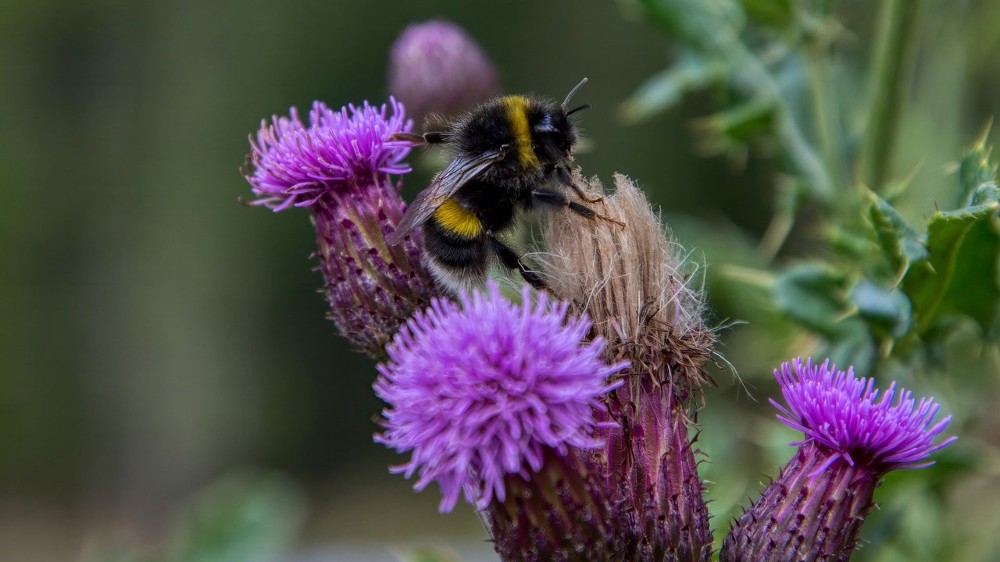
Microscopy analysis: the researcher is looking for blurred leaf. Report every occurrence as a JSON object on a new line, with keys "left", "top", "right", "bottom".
{"left": 619, "top": 55, "right": 728, "bottom": 123}
{"left": 970, "top": 182, "right": 1000, "bottom": 206}
{"left": 631, "top": 0, "right": 745, "bottom": 53}
{"left": 163, "top": 471, "right": 304, "bottom": 562}
{"left": 955, "top": 125, "right": 998, "bottom": 208}
{"left": 772, "top": 263, "right": 850, "bottom": 337}
{"left": 851, "top": 279, "right": 912, "bottom": 340}
{"left": 868, "top": 191, "right": 928, "bottom": 275}
{"left": 902, "top": 201, "right": 1000, "bottom": 337}
{"left": 400, "top": 548, "right": 462, "bottom": 562}
{"left": 739, "top": 0, "right": 794, "bottom": 29}
{"left": 826, "top": 225, "right": 877, "bottom": 261}
{"left": 698, "top": 97, "right": 777, "bottom": 144}
{"left": 817, "top": 318, "right": 875, "bottom": 374}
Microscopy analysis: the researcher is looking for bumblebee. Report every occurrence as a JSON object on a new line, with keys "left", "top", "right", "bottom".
{"left": 388, "top": 78, "right": 618, "bottom": 294}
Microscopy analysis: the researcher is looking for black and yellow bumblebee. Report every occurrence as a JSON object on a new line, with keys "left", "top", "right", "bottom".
{"left": 387, "top": 78, "right": 619, "bottom": 294}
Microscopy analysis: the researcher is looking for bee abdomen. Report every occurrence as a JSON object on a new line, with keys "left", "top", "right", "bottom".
{"left": 423, "top": 216, "right": 489, "bottom": 294}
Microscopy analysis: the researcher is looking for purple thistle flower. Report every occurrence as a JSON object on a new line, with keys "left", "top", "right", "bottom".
{"left": 771, "top": 357, "right": 957, "bottom": 475}
{"left": 244, "top": 99, "right": 441, "bottom": 357}
{"left": 721, "top": 358, "right": 957, "bottom": 562}
{"left": 374, "top": 282, "right": 627, "bottom": 514}
{"left": 388, "top": 20, "right": 499, "bottom": 123}
{"left": 247, "top": 99, "right": 413, "bottom": 211}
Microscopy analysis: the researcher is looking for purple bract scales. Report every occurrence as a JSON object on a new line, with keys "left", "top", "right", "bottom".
{"left": 374, "top": 283, "right": 628, "bottom": 512}
{"left": 771, "top": 357, "right": 957, "bottom": 475}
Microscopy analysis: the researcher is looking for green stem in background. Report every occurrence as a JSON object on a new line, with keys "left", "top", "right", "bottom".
{"left": 861, "top": 0, "right": 926, "bottom": 192}
{"left": 805, "top": 20, "right": 844, "bottom": 195}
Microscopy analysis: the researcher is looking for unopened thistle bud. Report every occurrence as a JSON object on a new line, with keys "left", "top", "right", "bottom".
{"left": 721, "top": 358, "right": 957, "bottom": 562}
{"left": 544, "top": 174, "right": 716, "bottom": 561}
{"left": 374, "top": 283, "right": 628, "bottom": 561}
{"left": 244, "top": 99, "right": 441, "bottom": 357}
{"left": 388, "top": 20, "right": 500, "bottom": 123}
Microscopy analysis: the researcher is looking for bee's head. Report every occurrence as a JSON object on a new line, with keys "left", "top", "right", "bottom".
{"left": 531, "top": 78, "right": 590, "bottom": 162}
{"left": 532, "top": 109, "right": 577, "bottom": 161}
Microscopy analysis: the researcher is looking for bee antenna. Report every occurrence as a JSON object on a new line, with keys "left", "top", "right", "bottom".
{"left": 566, "top": 103, "right": 591, "bottom": 116}
{"left": 562, "top": 77, "right": 589, "bottom": 110}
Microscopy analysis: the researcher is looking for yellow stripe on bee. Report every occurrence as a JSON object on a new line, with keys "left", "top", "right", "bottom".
{"left": 503, "top": 96, "right": 540, "bottom": 170}
{"left": 434, "top": 198, "right": 483, "bottom": 239}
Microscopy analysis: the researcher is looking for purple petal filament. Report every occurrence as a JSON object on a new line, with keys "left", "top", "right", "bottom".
{"left": 247, "top": 98, "right": 413, "bottom": 211}
{"left": 771, "top": 357, "right": 957, "bottom": 475}
{"left": 374, "top": 282, "right": 628, "bottom": 512}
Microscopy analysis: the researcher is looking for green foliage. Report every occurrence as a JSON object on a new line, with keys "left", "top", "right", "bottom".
{"left": 627, "top": 0, "right": 998, "bottom": 560}
{"left": 87, "top": 471, "right": 304, "bottom": 562}
{"left": 868, "top": 191, "right": 928, "bottom": 275}
{"left": 903, "top": 198, "right": 1000, "bottom": 337}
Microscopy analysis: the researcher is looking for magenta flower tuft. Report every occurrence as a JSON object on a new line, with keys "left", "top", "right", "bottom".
{"left": 375, "top": 282, "right": 627, "bottom": 513}
{"left": 247, "top": 99, "right": 413, "bottom": 211}
{"left": 771, "top": 357, "right": 957, "bottom": 475}
{"left": 388, "top": 20, "right": 499, "bottom": 123}
{"left": 243, "top": 98, "right": 441, "bottom": 356}
{"left": 721, "top": 357, "right": 956, "bottom": 562}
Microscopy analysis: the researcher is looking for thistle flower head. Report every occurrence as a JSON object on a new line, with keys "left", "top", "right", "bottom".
{"left": 375, "top": 283, "right": 627, "bottom": 512}
{"left": 243, "top": 98, "right": 440, "bottom": 356}
{"left": 388, "top": 19, "right": 499, "bottom": 123}
{"left": 246, "top": 99, "right": 413, "bottom": 211}
{"left": 771, "top": 357, "right": 957, "bottom": 476}
{"left": 722, "top": 358, "right": 957, "bottom": 561}
{"left": 544, "top": 173, "right": 713, "bottom": 392}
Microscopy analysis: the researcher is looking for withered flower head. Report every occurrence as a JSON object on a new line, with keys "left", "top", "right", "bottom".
{"left": 543, "top": 173, "right": 715, "bottom": 561}
{"left": 544, "top": 172, "right": 714, "bottom": 394}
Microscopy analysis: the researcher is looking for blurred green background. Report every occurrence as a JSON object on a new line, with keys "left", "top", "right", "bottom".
{"left": 2, "top": 1, "right": 998, "bottom": 561}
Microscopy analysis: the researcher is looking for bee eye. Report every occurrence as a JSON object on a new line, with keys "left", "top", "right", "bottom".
{"left": 551, "top": 130, "right": 567, "bottom": 150}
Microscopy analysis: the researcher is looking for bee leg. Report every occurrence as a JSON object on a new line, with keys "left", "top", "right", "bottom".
{"left": 389, "top": 131, "right": 449, "bottom": 144}
{"left": 487, "top": 234, "right": 548, "bottom": 291}
{"left": 532, "top": 189, "right": 626, "bottom": 230}
{"left": 556, "top": 166, "right": 604, "bottom": 204}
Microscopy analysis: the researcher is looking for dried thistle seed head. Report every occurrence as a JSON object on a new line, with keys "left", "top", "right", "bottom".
{"left": 543, "top": 173, "right": 714, "bottom": 394}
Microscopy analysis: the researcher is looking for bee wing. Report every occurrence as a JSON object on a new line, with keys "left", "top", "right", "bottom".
{"left": 388, "top": 148, "right": 504, "bottom": 245}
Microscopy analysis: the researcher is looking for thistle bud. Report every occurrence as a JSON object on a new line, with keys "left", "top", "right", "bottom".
{"left": 388, "top": 20, "right": 500, "bottom": 123}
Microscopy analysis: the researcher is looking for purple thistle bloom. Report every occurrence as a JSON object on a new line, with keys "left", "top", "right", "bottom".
{"left": 247, "top": 99, "right": 413, "bottom": 211}
{"left": 374, "top": 282, "right": 628, "bottom": 513}
{"left": 771, "top": 357, "right": 957, "bottom": 475}
{"left": 721, "top": 358, "right": 956, "bottom": 562}
{"left": 388, "top": 20, "right": 499, "bottom": 123}
{"left": 244, "top": 99, "right": 441, "bottom": 356}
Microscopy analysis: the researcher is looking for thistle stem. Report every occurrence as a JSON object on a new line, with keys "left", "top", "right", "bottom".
{"left": 861, "top": 0, "right": 926, "bottom": 191}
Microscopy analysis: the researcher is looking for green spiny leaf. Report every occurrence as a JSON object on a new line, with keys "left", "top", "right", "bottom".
{"left": 868, "top": 191, "right": 928, "bottom": 274}
{"left": 902, "top": 201, "right": 1000, "bottom": 337}
{"left": 955, "top": 124, "right": 998, "bottom": 208}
